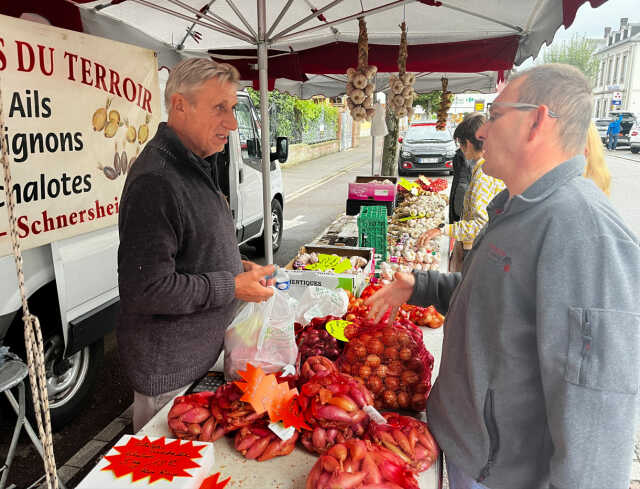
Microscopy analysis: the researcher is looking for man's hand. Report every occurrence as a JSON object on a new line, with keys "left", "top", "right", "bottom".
{"left": 242, "top": 260, "right": 274, "bottom": 286}
{"left": 364, "top": 272, "right": 416, "bottom": 324}
{"left": 235, "top": 264, "right": 275, "bottom": 302}
{"left": 417, "top": 228, "right": 442, "bottom": 249}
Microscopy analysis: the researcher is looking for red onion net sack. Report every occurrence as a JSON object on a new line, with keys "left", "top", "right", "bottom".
{"left": 167, "top": 391, "right": 218, "bottom": 441}
{"left": 337, "top": 321, "right": 434, "bottom": 411}
{"left": 296, "top": 315, "right": 343, "bottom": 367}
{"left": 300, "top": 355, "right": 338, "bottom": 385}
{"left": 208, "top": 383, "right": 266, "bottom": 436}
{"left": 298, "top": 371, "right": 373, "bottom": 455}
{"left": 234, "top": 422, "right": 298, "bottom": 461}
{"left": 366, "top": 412, "right": 439, "bottom": 472}
{"left": 305, "top": 439, "right": 419, "bottom": 489}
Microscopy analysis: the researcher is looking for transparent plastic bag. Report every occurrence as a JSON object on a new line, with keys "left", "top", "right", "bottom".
{"left": 295, "top": 286, "right": 348, "bottom": 326}
{"left": 224, "top": 289, "right": 297, "bottom": 381}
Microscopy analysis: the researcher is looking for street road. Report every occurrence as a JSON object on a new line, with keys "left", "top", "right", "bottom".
{"left": 1, "top": 143, "right": 639, "bottom": 488}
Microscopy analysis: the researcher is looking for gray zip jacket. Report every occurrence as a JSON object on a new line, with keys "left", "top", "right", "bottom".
{"left": 411, "top": 156, "right": 640, "bottom": 489}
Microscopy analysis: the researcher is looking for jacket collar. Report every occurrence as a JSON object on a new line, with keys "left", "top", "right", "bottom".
{"left": 488, "top": 155, "right": 586, "bottom": 218}
{"left": 150, "top": 122, "right": 218, "bottom": 190}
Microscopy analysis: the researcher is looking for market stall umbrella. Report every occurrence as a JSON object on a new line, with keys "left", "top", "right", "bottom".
{"left": 1, "top": 0, "right": 609, "bottom": 263}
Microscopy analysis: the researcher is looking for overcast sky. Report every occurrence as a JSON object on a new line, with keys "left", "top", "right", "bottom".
{"left": 553, "top": 0, "right": 637, "bottom": 42}
{"left": 519, "top": 0, "right": 636, "bottom": 67}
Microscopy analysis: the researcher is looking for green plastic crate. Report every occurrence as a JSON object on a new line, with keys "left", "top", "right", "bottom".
{"left": 358, "top": 205, "right": 388, "bottom": 263}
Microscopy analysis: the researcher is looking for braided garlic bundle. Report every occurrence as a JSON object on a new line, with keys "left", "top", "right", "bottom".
{"left": 346, "top": 17, "right": 377, "bottom": 122}
{"left": 436, "top": 77, "right": 452, "bottom": 130}
{"left": 389, "top": 22, "right": 416, "bottom": 118}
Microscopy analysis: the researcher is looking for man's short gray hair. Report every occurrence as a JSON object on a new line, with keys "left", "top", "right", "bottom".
{"left": 165, "top": 58, "right": 240, "bottom": 115}
{"left": 510, "top": 64, "right": 593, "bottom": 154}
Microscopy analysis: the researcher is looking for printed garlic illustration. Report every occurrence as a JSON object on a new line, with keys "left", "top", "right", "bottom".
{"left": 138, "top": 114, "right": 151, "bottom": 144}
{"left": 97, "top": 162, "right": 117, "bottom": 180}
{"left": 345, "top": 17, "right": 377, "bottom": 122}
{"left": 124, "top": 118, "right": 137, "bottom": 143}
{"left": 92, "top": 98, "right": 111, "bottom": 132}
{"left": 389, "top": 22, "right": 416, "bottom": 119}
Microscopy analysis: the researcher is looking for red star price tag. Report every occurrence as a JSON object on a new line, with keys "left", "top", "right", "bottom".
{"left": 101, "top": 436, "right": 203, "bottom": 483}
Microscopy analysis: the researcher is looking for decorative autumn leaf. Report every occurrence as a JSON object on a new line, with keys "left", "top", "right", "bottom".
{"left": 199, "top": 472, "right": 231, "bottom": 489}
{"left": 278, "top": 394, "right": 311, "bottom": 431}
{"left": 101, "top": 436, "right": 203, "bottom": 483}
{"left": 234, "top": 363, "right": 280, "bottom": 415}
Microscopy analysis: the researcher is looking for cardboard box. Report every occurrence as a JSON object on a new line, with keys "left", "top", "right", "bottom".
{"left": 75, "top": 435, "right": 215, "bottom": 489}
{"left": 285, "top": 245, "right": 374, "bottom": 299}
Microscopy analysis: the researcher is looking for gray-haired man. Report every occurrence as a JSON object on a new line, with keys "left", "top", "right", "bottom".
{"left": 366, "top": 64, "right": 640, "bottom": 489}
{"left": 118, "top": 58, "right": 275, "bottom": 431}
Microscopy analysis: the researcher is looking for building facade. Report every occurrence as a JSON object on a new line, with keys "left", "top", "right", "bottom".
{"left": 593, "top": 18, "right": 640, "bottom": 118}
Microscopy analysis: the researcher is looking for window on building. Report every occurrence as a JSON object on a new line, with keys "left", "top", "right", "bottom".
{"left": 615, "top": 33, "right": 621, "bottom": 43}
{"left": 607, "top": 58, "right": 613, "bottom": 84}
{"left": 599, "top": 60, "right": 605, "bottom": 86}
{"left": 613, "top": 56, "right": 620, "bottom": 83}
{"left": 623, "top": 29, "right": 628, "bottom": 40}
{"left": 608, "top": 36, "right": 613, "bottom": 46}
{"left": 621, "top": 54, "right": 627, "bottom": 83}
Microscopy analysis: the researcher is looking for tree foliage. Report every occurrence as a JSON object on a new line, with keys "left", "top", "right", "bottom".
{"left": 413, "top": 91, "right": 453, "bottom": 117}
{"left": 541, "top": 34, "right": 600, "bottom": 82}
{"left": 248, "top": 88, "right": 338, "bottom": 143}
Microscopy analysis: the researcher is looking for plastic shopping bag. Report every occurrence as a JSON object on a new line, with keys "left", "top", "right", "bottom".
{"left": 295, "top": 286, "right": 348, "bottom": 326}
{"left": 224, "top": 289, "right": 297, "bottom": 381}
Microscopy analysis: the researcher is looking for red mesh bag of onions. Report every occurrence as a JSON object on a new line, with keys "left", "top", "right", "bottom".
{"left": 337, "top": 321, "right": 434, "bottom": 411}
{"left": 366, "top": 412, "right": 439, "bottom": 472}
{"left": 298, "top": 371, "right": 373, "bottom": 455}
{"left": 167, "top": 391, "right": 220, "bottom": 442}
{"left": 305, "top": 439, "right": 419, "bottom": 489}
{"left": 234, "top": 421, "right": 299, "bottom": 461}
{"left": 296, "top": 315, "right": 344, "bottom": 367}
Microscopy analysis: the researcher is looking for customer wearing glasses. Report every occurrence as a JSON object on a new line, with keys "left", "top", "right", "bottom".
{"left": 417, "top": 113, "right": 505, "bottom": 272}
{"left": 365, "top": 64, "right": 640, "bottom": 489}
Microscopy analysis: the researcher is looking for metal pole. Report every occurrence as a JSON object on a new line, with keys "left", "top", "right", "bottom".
{"left": 257, "top": 0, "right": 273, "bottom": 264}
{"left": 371, "top": 135, "right": 376, "bottom": 176}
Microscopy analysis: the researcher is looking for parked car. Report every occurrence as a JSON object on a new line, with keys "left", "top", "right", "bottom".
{"left": 630, "top": 123, "right": 640, "bottom": 154}
{"left": 594, "top": 118, "right": 611, "bottom": 144}
{"left": 0, "top": 90, "right": 287, "bottom": 428}
{"left": 607, "top": 111, "right": 637, "bottom": 147}
{"left": 398, "top": 122, "right": 457, "bottom": 176}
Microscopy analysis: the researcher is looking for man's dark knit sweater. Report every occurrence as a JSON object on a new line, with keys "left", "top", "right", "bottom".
{"left": 117, "top": 123, "right": 244, "bottom": 396}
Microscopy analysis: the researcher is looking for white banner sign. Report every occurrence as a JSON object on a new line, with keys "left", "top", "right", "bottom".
{"left": 0, "top": 14, "right": 160, "bottom": 257}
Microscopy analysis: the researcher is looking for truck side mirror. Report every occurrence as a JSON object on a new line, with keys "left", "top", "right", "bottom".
{"left": 270, "top": 136, "right": 289, "bottom": 163}
{"left": 247, "top": 138, "right": 260, "bottom": 157}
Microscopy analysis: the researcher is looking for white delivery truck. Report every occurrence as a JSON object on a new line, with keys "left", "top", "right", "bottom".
{"left": 0, "top": 90, "right": 287, "bottom": 428}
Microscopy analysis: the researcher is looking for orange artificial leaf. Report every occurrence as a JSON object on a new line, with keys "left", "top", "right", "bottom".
{"left": 267, "top": 382, "right": 296, "bottom": 421}
{"left": 199, "top": 472, "right": 231, "bottom": 489}
{"left": 102, "top": 436, "right": 202, "bottom": 483}
{"left": 234, "top": 364, "right": 281, "bottom": 415}
{"left": 277, "top": 394, "right": 311, "bottom": 431}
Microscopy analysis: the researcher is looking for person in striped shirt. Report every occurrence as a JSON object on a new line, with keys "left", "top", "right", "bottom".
{"left": 417, "top": 114, "right": 505, "bottom": 270}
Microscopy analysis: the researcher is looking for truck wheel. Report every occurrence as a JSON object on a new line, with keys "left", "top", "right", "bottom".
{"left": 38, "top": 335, "right": 104, "bottom": 430}
{"left": 253, "top": 199, "right": 283, "bottom": 255}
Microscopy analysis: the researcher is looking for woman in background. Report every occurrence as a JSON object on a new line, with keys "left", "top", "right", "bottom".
{"left": 585, "top": 122, "right": 611, "bottom": 196}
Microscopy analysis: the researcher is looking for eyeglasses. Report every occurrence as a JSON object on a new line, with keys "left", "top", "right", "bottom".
{"left": 489, "top": 102, "right": 560, "bottom": 120}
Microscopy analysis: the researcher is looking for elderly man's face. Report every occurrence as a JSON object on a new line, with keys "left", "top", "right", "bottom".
{"left": 180, "top": 77, "right": 238, "bottom": 158}
{"left": 476, "top": 78, "right": 528, "bottom": 181}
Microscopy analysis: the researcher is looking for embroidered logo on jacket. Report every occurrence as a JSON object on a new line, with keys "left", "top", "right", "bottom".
{"left": 488, "top": 243, "right": 512, "bottom": 272}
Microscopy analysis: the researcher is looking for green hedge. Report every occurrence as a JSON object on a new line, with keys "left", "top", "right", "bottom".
{"left": 248, "top": 88, "right": 338, "bottom": 144}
